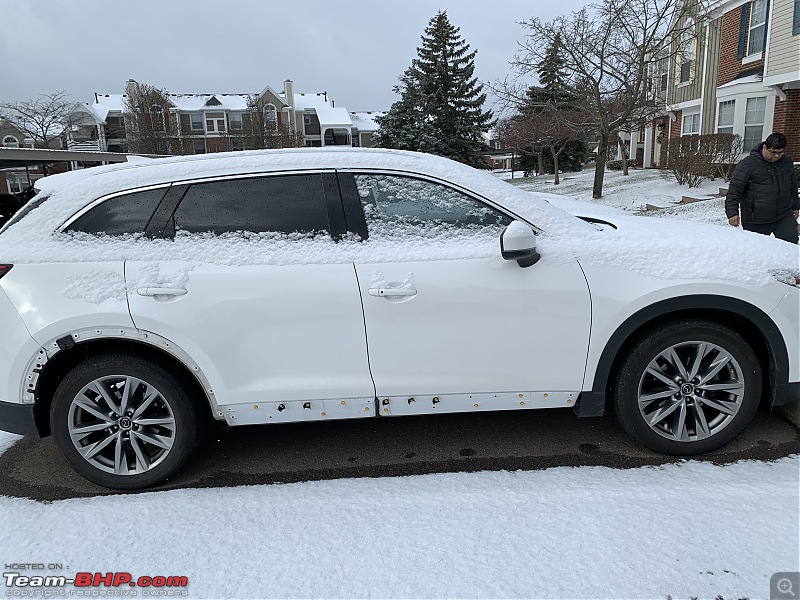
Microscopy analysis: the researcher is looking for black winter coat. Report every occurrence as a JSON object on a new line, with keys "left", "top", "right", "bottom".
{"left": 725, "top": 144, "right": 800, "bottom": 224}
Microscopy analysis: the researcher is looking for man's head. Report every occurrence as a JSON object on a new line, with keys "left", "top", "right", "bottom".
{"left": 761, "top": 132, "right": 787, "bottom": 163}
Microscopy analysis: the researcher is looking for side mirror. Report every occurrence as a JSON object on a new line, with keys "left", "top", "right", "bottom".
{"left": 500, "top": 220, "right": 540, "bottom": 268}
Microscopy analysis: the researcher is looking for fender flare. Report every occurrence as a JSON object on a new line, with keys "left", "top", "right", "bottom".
{"left": 575, "top": 295, "right": 790, "bottom": 417}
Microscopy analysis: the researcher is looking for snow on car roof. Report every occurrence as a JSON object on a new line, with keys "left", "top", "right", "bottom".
{"left": 1, "top": 148, "right": 797, "bottom": 288}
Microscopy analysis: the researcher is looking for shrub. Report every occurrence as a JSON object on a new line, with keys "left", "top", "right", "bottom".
{"left": 606, "top": 160, "right": 624, "bottom": 171}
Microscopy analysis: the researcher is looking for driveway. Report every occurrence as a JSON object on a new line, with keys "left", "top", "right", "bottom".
{"left": 1, "top": 406, "right": 797, "bottom": 502}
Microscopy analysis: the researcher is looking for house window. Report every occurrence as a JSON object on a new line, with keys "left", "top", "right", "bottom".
{"left": 743, "top": 96, "right": 766, "bottom": 149}
{"left": 150, "top": 105, "right": 165, "bottom": 132}
{"left": 717, "top": 101, "right": 735, "bottom": 134}
{"left": 205, "top": 112, "right": 225, "bottom": 133}
{"left": 264, "top": 104, "right": 277, "bottom": 130}
{"left": 351, "top": 128, "right": 361, "bottom": 147}
{"left": 747, "top": 0, "right": 767, "bottom": 55}
{"left": 681, "top": 113, "right": 700, "bottom": 135}
{"left": 193, "top": 139, "right": 206, "bottom": 154}
{"left": 659, "top": 56, "right": 669, "bottom": 91}
{"left": 189, "top": 113, "right": 204, "bottom": 131}
{"left": 2, "top": 135, "right": 18, "bottom": 148}
{"left": 678, "top": 20, "right": 695, "bottom": 84}
{"left": 229, "top": 113, "right": 243, "bottom": 131}
{"left": 793, "top": 0, "right": 799, "bottom": 35}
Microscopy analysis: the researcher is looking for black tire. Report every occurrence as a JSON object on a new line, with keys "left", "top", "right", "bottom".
{"left": 51, "top": 354, "right": 200, "bottom": 489}
{"left": 613, "top": 319, "right": 761, "bottom": 455}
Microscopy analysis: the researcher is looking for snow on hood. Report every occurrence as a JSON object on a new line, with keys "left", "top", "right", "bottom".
{"left": 2, "top": 149, "right": 798, "bottom": 288}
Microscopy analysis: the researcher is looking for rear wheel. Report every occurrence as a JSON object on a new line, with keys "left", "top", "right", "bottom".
{"left": 51, "top": 354, "right": 199, "bottom": 489}
{"left": 613, "top": 320, "right": 761, "bottom": 455}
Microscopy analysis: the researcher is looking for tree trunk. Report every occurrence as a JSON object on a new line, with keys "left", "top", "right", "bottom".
{"left": 550, "top": 145, "right": 560, "bottom": 185}
{"left": 621, "top": 144, "right": 629, "bottom": 176}
{"left": 537, "top": 150, "right": 544, "bottom": 177}
{"left": 592, "top": 137, "right": 608, "bottom": 199}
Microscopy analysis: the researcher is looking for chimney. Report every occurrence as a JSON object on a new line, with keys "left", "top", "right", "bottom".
{"left": 284, "top": 79, "right": 296, "bottom": 133}
{"left": 125, "top": 79, "right": 138, "bottom": 105}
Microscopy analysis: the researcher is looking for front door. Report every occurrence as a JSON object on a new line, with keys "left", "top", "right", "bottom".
{"left": 347, "top": 172, "right": 592, "bottom": 416}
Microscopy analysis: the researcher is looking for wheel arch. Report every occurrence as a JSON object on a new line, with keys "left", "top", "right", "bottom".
{"left": 30, "top": 334, "right": 221, "bottom": 437}
{"left": 575, "top": 295, "right": 788, "bottom": 417}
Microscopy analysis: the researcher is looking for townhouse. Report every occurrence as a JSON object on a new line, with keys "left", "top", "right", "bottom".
{"left": 628, "top": 0, "right": 800, "bottom": 167}
{"left": 66, "top": 79, "right": 385, "bottom": 156}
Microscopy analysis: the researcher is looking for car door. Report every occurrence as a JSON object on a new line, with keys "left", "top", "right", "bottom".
{"left": 342, "top": 172, "right": 592, "bottom": 416}
{"left": 125, "top": 172, "right": 375, "bottom": 423}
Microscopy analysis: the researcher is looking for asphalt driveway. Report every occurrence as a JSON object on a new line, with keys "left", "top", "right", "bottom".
{"left": 1, "top": 405, "right": 797, "bottom": 502}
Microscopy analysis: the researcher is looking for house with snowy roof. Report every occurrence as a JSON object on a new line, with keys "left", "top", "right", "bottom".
{"left": 67, "top": 79, "right": 384, "bottom": 156}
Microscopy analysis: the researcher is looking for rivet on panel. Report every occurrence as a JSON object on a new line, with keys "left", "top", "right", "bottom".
{"left": 518, "top": 394, "right": 523, "bottom": 398}
{"left": 253, "top": 405, "right": 259, "bottom": 409}
{"left": 543, "top": 393, "right": 549, "bottom": 397}
{"left": 321, "top": 412, "right": 326, "bottom": 416}
{"left": 520, "top": 402, "right": 525, "bottom": 406}
{"left": 303, "top": 402, "right": 311, "bottom": 409}
{"left": 364, "top": 407, "right": 370, "bottom": 411}
{"left": 473, "top": 404, "right": 479, "bottom": 408}
{"left": 383, "top": 408, "right": 389, "bottom": 413}
{"left": 567, "top": 399, "right": 573, "bottom": 404}
{"left": 341, "top": 401, "right": 346, "bottom": 405}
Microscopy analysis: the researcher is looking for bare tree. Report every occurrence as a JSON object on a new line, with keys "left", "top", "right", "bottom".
{"left": 123, "top": 82, "right": 173, "bottom": 155}
{"left": 502, "top": 0, "right": 704, "bottom": 198}
{"left": 241, "top": 96, "right": 304, "bottom": 150}
{"left": 0, "top": 90, "right": 77, "bottom": 149}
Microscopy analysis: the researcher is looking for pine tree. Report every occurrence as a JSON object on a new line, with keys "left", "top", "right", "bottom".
{"left": 374, "top": 11, "right": 493, "bottom": 169}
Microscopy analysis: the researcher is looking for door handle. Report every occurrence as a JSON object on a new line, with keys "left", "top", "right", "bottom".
{"left": 136, "top": 287, "right": 188, "bottom": 297}
{"left": 368, "top": 288, "right": 417, "bottom": 298}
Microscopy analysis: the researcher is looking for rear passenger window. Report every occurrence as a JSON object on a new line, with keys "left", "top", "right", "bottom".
{"left": 173, "top": 175, "right": 329, "bottom": 235}
{"left": 66, "top": 188, "right": 167, "bottom": 235}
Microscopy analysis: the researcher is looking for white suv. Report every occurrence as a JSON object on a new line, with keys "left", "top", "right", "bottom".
{"left": 0, "top": 148, "right": 797, "bottom": 489}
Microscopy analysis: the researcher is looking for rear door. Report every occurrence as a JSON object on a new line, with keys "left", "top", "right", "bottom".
{"left": 125, "top": 172, "right": 375, "bottom": 421}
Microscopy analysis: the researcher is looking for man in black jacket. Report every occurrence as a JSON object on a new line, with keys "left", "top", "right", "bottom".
{"left": 725, "top": 132, "right": 799, "bottom": 244}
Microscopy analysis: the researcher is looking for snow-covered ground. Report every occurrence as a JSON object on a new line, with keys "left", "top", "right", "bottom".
{"left": 1, "top": 168, "right": 798, "bottom": 599}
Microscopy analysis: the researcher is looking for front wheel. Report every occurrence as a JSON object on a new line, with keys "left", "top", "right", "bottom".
{"left": 51, "top": 354, "right": 199, "bottom": 489}
{"left": 613, "top": 320, "right": 761, "bottom": 455}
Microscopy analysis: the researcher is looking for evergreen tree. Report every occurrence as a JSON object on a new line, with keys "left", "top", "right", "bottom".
{"left": 374, "top": 11, "right": 493, "bottom": 169}
{"left": 517, "top": 35, "right": 587, "bottom": 176}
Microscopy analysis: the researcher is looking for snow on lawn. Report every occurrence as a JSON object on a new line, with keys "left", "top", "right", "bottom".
{"left": 0, "top": 431, "right": 797, "bottom": 599}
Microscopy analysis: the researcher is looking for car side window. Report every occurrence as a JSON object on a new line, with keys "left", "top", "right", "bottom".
{"left": 172, "top": 174, "right": 329, "bottom": 235}
{"left": 65, "top": 188, "right": 167, "bottom": 236}
{"left": 354, "top": 174, "right": 511, "bottom": 235}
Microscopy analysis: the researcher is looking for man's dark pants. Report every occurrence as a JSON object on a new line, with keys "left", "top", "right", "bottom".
{"left": 742, "top": 213, "right": 799, "bottom": 244}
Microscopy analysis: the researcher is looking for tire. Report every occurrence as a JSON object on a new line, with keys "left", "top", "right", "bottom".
{"left": 613, "top": 319, "right": 761, "bottom": 455}
{"left": 51, "top": 354, "right": 200, "bottom": 489}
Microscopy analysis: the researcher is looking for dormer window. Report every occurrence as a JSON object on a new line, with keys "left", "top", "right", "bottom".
{"left": 2, "top": 135, "right": 18, "bottom": 148}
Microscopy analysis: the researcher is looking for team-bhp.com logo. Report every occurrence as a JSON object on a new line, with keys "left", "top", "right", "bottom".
{"left": 4, "top": 570, "right": 188, "bottom": 597}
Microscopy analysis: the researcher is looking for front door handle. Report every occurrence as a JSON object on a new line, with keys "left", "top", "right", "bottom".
{"left": 136, "top": 287, "right": 188, "bottom": 297}
{"left": 368, "top": 288, "right": 417, "bottom": 298}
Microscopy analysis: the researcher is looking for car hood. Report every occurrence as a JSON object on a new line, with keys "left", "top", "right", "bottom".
{"left": 534, "top": 199, "right": 799, "bottom": 287}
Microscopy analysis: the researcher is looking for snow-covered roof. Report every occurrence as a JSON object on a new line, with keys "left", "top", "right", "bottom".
{"left": 168, "top": 94, "right": 252, "bottom": 112}
{"left": 349, "top": 112, "right": 386, "bottom": 132}
{"left": 286, "top": 93, "right": 353, "bottom": 128}
{"left": 92, "top": 94, "right": 126, "bottom": 120}
{"left": 717, "top": 74, "right": 763, "bottom": 89}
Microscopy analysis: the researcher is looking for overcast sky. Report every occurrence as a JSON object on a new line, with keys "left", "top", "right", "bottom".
{"left": 0, "top": 0, "right": 587, "bottom": 114}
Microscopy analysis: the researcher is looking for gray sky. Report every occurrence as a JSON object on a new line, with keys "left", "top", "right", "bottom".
{"left": 0, "top": 0, "right": 585, "bottom": 113}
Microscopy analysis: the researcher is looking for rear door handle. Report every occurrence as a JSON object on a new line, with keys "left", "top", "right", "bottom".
{"left": 368, "top": 288, "right": 417, "bottom": 298}
{"left": 136, "top": 287, "right": 188, "bottom": 297}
